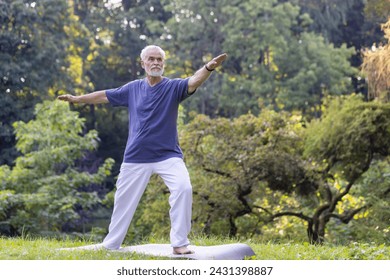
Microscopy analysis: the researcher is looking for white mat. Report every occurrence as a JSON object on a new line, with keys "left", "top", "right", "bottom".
{"left": 60, "top": 243, "right": 255, "bottom": 260}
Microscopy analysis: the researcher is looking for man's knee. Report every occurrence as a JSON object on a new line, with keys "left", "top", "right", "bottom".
{"left": 172, "top": 178, "right": 192, "bottom": 197}
{"left": 179, "top": 180, "right": 192, "bottom": 194}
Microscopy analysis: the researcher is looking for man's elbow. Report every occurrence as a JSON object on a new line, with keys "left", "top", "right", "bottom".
{"left": 188, "top": 84, "right": 198, "bottom": 94}
{"left": 98, "top": 91, "right": 109, "bottom": 104}
{"left": 188, "top": 78, "right": 203, "bottom": 93}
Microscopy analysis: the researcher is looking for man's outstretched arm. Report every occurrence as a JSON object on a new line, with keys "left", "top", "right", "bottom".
{"left": 57, "top": 90, "right": 109, "bottom": 104}
{"left": 188, "top": 53, "right": 227, "bottom": 94}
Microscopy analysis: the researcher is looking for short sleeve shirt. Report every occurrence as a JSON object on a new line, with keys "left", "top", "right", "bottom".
{"left": 105, "top": 77, "right": 191, "bottom": 163}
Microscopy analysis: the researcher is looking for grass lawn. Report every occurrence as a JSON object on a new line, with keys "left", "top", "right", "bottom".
{"left": 0, "top": 236, "right": 389, "bottom": 260}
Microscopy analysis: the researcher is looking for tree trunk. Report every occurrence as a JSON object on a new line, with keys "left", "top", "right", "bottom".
{"left": 228, "top": 216, "right": 237, "bottom": 237}
{"left": 307, "top": 219, "right": 325, "bottom": 245}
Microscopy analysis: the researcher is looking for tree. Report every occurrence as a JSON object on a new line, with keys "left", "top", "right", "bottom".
{"left": 296, "top": 0, "right": 365, "bottom": 46}
{"left": 294, "top": 0, "right": 388, "bottom": 97}
{"left": 0, "top": 101, "right": 114, "bottom": 235}
{"left": 0, "top": 0, "right": 72, "bottom": 165}
{"left": 179, "top": 107, "right": 318, "bottom": 238}
{"left": 363, "top": 0, "right": 390, "bottom": 46}
{"left": 299, "top": 95, "right": 390, "bottom": 243}
{"left": 154, "top": 0, "right": 356, "bottom": 117}
{"left": 222, "top": 0, "right": 357, "bottom": 114}
{"left": 175, "top": 94, "right": 390, "bottom": 244}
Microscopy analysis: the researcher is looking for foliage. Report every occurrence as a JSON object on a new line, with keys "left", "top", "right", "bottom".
{"left": 155, "top": 0, "right": 356, "bottom": 116}
{"left": 297, "top": 0, "right": 364, "bottom": 46}
{"left": 0, "top": 0, "right": 73, "bottom": 165}
{"left": 303, "top": 94, "right": 390, "bottom": 243}
{"left": 356, "top": 160, "right": 390, "bottom": 242}
{"left": 304, "top": 95, "right": 390, "bottom": 179}
{"left": 223, "top": 0, "right": 356, "bottom": 113}
{"left": 364, "top": 0, "right": 390, "bottom": 27}
{"left": 0, "top": 101, "right": 114, "bottom": 235}
{"left": 326, "top": 160, "right": 390, "bottom": 244}
{"left": 357, "top": 0, "right": 389, "bottom": 97}
{"left": 178, "top": 107, "right": 318, "bottom": 239}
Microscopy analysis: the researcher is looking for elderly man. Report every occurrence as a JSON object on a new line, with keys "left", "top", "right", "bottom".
{"left": 58, "top": 45, "right": 227, "bottom": 255}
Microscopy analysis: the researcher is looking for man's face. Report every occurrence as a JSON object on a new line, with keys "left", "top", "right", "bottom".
{"left": 142, "top": 48, "right": 165, "bottom": 77}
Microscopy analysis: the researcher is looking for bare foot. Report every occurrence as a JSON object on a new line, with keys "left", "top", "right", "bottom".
{"left": 173, "top": 246, "right": 194, "bottom": 255}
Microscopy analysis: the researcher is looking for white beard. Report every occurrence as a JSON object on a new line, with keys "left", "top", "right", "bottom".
{"left": 148, "top": 68, "right": 164, "bottom": 77}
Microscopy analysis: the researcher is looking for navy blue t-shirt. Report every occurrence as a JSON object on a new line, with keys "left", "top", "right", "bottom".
{"left": 106, "top": 77, "right": 191, "bottom": 163}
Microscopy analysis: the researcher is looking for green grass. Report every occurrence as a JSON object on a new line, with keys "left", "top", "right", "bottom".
{"left": 0, "top": 236, "right": 389, "bottom": 260}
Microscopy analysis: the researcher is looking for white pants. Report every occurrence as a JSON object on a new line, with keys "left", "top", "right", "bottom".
{"left": 102, "top": 157, "right": 192, "bottom": 249}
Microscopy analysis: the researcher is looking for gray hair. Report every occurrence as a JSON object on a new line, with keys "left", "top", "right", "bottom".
{"left": 140, "top": 45, "right": 166, "bottom": 61}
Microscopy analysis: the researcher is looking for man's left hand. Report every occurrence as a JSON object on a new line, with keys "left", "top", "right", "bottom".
{"left": 206, "top": 53, "right": 228, "bottom": 70}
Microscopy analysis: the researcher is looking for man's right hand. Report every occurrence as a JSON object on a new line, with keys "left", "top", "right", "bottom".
{"left": 57, "top": 94, "right": 78, "bottom": 103}
{"left": 57, "top": 91, "right": 109, "bottom": 104}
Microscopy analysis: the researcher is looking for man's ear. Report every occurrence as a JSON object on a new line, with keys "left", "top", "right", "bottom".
{"left": 140, "top": 60, "right": 145, "bottom": 69}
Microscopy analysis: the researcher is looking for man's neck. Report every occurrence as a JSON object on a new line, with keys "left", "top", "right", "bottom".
{"left": 146, "top": 75, "right": 163, "bottom": 87}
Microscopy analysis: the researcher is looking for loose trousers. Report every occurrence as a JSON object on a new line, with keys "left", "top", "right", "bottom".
{"left": 102, "top": 157, "right": 193, "bottom": 250}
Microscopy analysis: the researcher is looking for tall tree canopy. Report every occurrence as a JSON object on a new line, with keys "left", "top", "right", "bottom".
{"left": 0, "top": 0, "right": 72, "bottom": 165}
